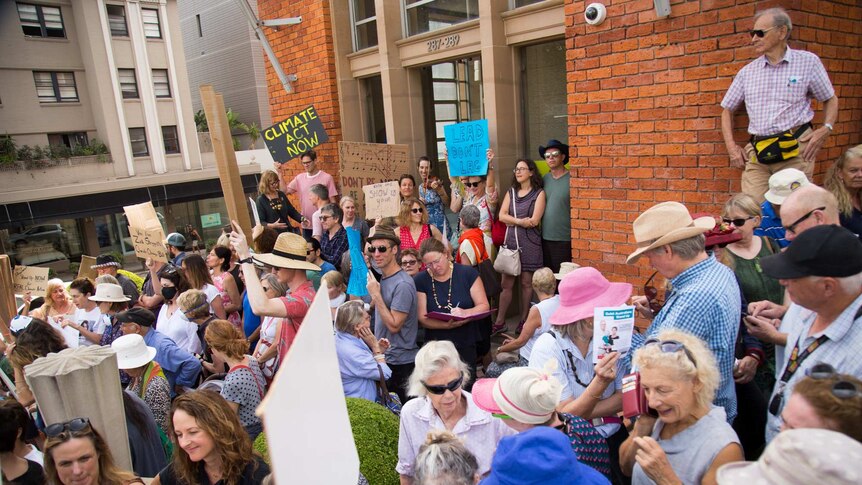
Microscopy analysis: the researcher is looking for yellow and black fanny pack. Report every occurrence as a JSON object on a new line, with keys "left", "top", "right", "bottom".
{"left": 750, "top": 123, "right": 811, "bottom": 165}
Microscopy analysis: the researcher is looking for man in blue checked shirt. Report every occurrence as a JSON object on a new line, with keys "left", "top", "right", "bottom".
{"left": 627, "top": 202, "right": 741, "bottom": 422}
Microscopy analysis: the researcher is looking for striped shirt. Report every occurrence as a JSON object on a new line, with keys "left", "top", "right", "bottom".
{"left": 721, "top": 47, "right": 835, "bottom": 136}
{"left": 754, "top": 201, "right": 789, "bottom": 248}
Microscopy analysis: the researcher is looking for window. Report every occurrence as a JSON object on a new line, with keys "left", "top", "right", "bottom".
{"left": 129, "top": 128, "right": 148, "bottom": 156}
{"left": 522, "top": 40, "right": 566, "bottom": 159}
{"left": 142, "top": 8, "right": 161, "bottom": 38}
{"left": 118, "top": 69, "right": 138, "bottom": 99}
{"left": 106, "top": 5, "right": 128, "bottom": 36}
{"left": 511, "top": 0, "right": 546, "bottom": 8}
{"left": 152, "top": 70, "right": 171, "bottom": 98}
{"left": 33, "top": 71, "right": 78, "bottom": 102}
{"left": 403, "top": 0, "right": 478, "bottom": 36}
{"left": 362, "top": 76, "right": 386, "bottom": 143}
{"left": 162, "top": 126, "right": 180, "bottom": 154}
{"left": 195, "top": 14, "right": 202, "bottom": 37}
{"left": 350, "top": 0, "right": 377, "bottom": 51}
{"left": 48, "top": 132, "right": 88, "bottom": 149}
{"left": 16, "top": 3, "right": 65, "bottom": 38}
{"left": 421, "top": 58, "right": 483, "bottom": 157}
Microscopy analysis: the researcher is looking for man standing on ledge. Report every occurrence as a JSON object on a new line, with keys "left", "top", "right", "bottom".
{"left": 720, "top": 7, "right": 838, "bottom": 203}
{"left": 539, "top": 139, "right": 572, "bottom": 274}
{"left": 283, "top": 149, "right": 339, "bottom": 240}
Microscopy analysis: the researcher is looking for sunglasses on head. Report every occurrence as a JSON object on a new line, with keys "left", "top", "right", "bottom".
{"left": 464, "top": 181, "right": 481, "bottom": 188}
{"left": 643, "top": 271, "right": 664, "bottom": 315}
{"left": 806, "top": 363, "right": 862, "bottom": 399}
{"left": 722, "top": 216, "right": 754, "bottom": 227}
{"left": 422, "top": 375, "right": 464, "bottom": 395}
{"left": 45, "top": 417, "right": 91, "bottom": 438}
{"left": 644, "top": 338, "right": 698, "bottom": 368}
{"left": 750, "top": 26, "right": 778, "bottom": 38}
{"left": 367, "top": 245, "right": 389, "bottom": 254}
{"left": 411, "top": 207, "right": 424, "bottom": 214}
{"left": 784, "top": 207, "right": 825, "bottom": 234}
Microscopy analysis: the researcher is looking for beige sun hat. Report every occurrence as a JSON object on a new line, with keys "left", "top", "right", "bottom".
{"left": 626, "top": 201, "right": 715, "bottom": 264}
{"left": 763, "top": 168, "right": 810, "bottom": 205}
{"left": 554, "top": 262, "right": 580, "bottom": 280}
{"left": 88, "top": 283, "right": 131, "bottom": 302}
{"left": 253, "top": 232, "right": 321, "bottom": 271}
{"left": 111, "top": 334, "right": 157, "bottom": 370}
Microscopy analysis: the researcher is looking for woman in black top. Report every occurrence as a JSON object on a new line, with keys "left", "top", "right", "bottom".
{"left": 256, "top": 170, "right": 302, "bottom": 234}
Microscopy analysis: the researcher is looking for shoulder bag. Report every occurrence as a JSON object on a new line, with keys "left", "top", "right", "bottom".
{"left": 494, "top": 189, "right": 522, "bottom": 276}
{"left": 375, "top": 363, "right": 402, "bottom": 416}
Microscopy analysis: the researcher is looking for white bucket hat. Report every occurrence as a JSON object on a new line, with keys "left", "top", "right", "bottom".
{"left": 111, "top": 334, "right": 157, "bottom": 369}
{"left": 764, "top": 168, "right": 810, "bottom": 205}
{"left": 88, "top": 283, "right": 131, "bottom": 302}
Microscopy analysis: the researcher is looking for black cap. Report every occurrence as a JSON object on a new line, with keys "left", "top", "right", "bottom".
{"left": 760, "top": 225, "right": 862, "bottom": 279}
{"left": 115, "top": 307, "right": 156, "bottom": 327}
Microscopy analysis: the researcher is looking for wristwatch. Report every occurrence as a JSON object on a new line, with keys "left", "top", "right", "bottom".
{"left": 238, "top": 256, "right": 254, "bottom": 265}
{"left": 824, "top": 123, "right": 834, "bottom": 132}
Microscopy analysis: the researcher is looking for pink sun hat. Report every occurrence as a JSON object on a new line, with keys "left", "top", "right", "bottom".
{"left": 549, "top": 267, "right": 632, "bottom": 325}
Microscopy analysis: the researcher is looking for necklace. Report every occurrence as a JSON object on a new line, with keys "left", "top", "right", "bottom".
{"left": 431, "top": 267, "right": 454, "bottom": 311}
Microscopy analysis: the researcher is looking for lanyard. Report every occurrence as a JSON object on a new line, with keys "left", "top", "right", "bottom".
{"left": 778, "top": 334, "right": 829, "bottom": 385}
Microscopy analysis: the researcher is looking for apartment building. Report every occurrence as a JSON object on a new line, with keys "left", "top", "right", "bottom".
{"left": 0, "top": 0, "right": 262, "bottom": 268}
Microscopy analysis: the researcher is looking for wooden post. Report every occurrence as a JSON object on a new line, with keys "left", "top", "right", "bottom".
{"left": 200, "top": 85, "right": 253, "bottom": 237}
{"left": 0, "top": 255, "right": 15, "bottom": 341}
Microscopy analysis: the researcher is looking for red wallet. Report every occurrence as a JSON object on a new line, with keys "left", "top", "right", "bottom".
{"left": 622, "top": 372, "right": 658, "bottom": 419}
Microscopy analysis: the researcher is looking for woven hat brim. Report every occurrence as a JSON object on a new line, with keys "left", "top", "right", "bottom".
{"left": 626, "top": 216, "right": 715, "bottom": 264}
{"left": 253, "top": 253, "right": 321, "bottom": 271}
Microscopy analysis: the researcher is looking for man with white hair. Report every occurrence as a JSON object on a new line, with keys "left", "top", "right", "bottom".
{"left": 779, "top": 184, "right": 841, "bottom": 243}
{"left": 759, "top": 225, "right": 862, "bottom": 441}
{"left": 721, "top": 7, "right": 838, "bottom": 202}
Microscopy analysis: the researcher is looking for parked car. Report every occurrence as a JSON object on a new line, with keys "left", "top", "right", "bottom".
{"left": 9, "top": 224, "right": 67, "bottom": 247}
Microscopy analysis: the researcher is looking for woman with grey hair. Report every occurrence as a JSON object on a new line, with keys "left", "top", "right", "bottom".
{"left": 397, "top": 341, "right": 513, "bottom": 483}
{"left": 619, "top": 329, "right": 743, "bottom": 485}
{"left": 320, "top": 203, "right": 349, "bottom": 267}
{"left": 413, "top": 430, "right": 479, "bottom": 485}
{"left": 334, "top": 300, "right": 391, "bottom": 402}
{"left": 456, "top": 205, "right": 486, "bottom": 266}
{"left": 251, "top": 273, "right": 289, "bottom": 383}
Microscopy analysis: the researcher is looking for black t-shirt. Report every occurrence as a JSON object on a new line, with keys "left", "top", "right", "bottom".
{"left": 158, "top": 456, "right": 270, "bottom": 485}
{"left": 414, "top": 263, "right": 482, "bottom": 347}
{"left": 5, "top": 459, "right": 45, "bottom": 485}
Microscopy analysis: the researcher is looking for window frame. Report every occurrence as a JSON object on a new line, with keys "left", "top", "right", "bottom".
{"left": 162, "top": 126, "right": 180, "bottom": 154}
{"left": 402, "top": 0, "right": 479, "bottom": 37}
{"left": 118, "top": 69, "right": 139, "bottom": 99}
{"left": 152, "top": 69, "right": 171, "bottom": 98}
{"left": 106, "top": 4, "right": 128, "bottom": 37}
{"left": 141, "top": 8, "right": 161, "bottom": 39}
{"left": 16, "top": 2, "right": 66, "bottom": 39}
{"left": 128, "top": 127, "right": 149, "bottom": 157}
{"left": 349, "top": 0, "right": 378, "bottom": 51}
{"left": 33, "top": 71, "right": 78, "bottom": 103}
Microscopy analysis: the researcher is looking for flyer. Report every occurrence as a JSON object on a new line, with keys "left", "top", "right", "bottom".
{"left": 592, "top": 305, "right": 635, "bottom": 363}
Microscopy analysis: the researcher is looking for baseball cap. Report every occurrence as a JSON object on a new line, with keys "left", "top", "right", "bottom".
{"left": 115, "top": 307, "right": 157, "bottom": 327}
{"left": 760, "top": 225, "right": 862, "bottom": 279}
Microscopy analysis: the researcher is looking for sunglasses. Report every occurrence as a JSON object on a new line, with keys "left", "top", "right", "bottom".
{"left": 422, "top": 375, "right": 464, "bottom": 395}
{"left": 544, "top": 151, "right": 562, "bottom": 159}
{"left": 806, "top": 363, "right": 862, "bottom": 399}
{"left": 367, "top": 245, "right": 390, "bottom": 254}
{"left": 784, "top": 207, "right": 825, "bottom": 234}
{"left": 644, "top": 338, "right": 698, "bottom": 368}
{"left": 46, "top": 417, "right": 91, "bottom": 438}
{"left": 644, "top": 271, "right": 664, "bottom": 315}
{"left": 722, "top": 216, "right": 754, "bottom": 227}
{"left": 401, "top": 259, "right": 418, "bottom": 266}
{"left": 464, "top": 181, "right": 481, "bottom": 188}
{"left": 411, "top": 208, "right": 424, "bottom": 214}
{"left": 319, "top": 215, "right": 332, "bottom": 221}
{"left": 750, "top": 26, "right": 778, "bottom": 38}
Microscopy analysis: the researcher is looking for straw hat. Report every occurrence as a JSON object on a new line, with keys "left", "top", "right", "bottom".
{"left": 626, "top": 201, "right": 715, "bottom": 264}
{"left": 253, "top": 232, "right": 321, "bottom": 271}
{"left": 88, "top": 283, "right": 131, "bottom": 302}
{"left": 550, "top": 267, "right": 631, "bottom": 325}
{"left": 111, "top": 334, "right": 157, "bottom": 370}
{"left": 554, "top": 262, "right": 580, "bottom": 280}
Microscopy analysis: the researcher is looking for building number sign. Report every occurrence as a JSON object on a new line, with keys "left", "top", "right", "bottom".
{"left": 427, "top": 34, "right": 460, "bottom": 52}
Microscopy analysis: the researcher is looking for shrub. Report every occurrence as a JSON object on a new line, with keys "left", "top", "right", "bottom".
{"left": 118, "top": 269, "right": 144, "bottom": 292}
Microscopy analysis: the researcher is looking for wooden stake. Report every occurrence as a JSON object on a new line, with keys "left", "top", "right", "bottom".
{"left": 0, "top": 255, "right": 15, "bottom": 341}
{"left": 200, "top": 85, "right": 253, "bottom": 238}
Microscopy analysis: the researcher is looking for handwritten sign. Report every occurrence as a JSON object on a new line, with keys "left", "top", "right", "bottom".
{"left": 362, "top": 181, "right": 400, "bottom": 220}
{"left": 264, "top": 105, "right": 328, "bottom": 163}
{"left": 129, "top": 227, "right": 168, "bottom": 263}
{"left": 77, "top": 255, "right": 98, "bottom": 281}
{"left": 444, "top": 119, "right": 489, "bottom": 177}
{"left": 13, "top": 265, "right": 50, "bottom": 294}
{"left": 338, "top": 141, "right": 409, "bottom": 219}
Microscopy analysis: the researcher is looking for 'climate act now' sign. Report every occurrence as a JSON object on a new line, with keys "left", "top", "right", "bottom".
{"left": 264, "top": 105, "right": 329, "bottom": 163}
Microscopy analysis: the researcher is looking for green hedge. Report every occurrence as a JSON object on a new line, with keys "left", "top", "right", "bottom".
{"left": 252, "top": 397, "right": 400, "bottom": 484}
{"left": 118, "top": 269, "right": 144, "bottom": 292}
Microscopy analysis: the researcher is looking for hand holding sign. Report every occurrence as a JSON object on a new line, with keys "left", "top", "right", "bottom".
{"left": 362, "top": 181, "right": 400, "bottom": 220}
{"left": 263, "top": 106, "right": 328, "bottom": 163}
{"left": 13, "top": 266, "right": 50, "bottom": 295}
{"left": 444, "top": 119, "right": 490, "bottom": 177}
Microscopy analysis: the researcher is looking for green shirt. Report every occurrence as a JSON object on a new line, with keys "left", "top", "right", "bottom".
{"left": 541, "top": 171, "right": 571, "bottom": 241}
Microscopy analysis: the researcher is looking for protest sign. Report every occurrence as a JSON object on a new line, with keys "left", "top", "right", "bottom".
{"left": 0, "top": 255, "right": 17, "bottom": 334}
{"left": 123, "top": 201, "right": 163, "bottom": 232}
{"left": 248, "top": 197, "right": 261, "bottom": 226}
{"left": 592, "top": 306, "right": 635, "bottom": 363}
{"left": 129, "top": 226, "right": 168, "bottom": 262}
{"left": 338, "top": 141, "right": 409, "bottom": 217}
{"left": 444, "top": 119, "right": 489, "bottom": 177}
{"left": 77, "top": 255, "right": 98, "bottom": 281}
{"left": 264, "top": 105, "right": 328, "bottom": 163}
{"left": 362, "top": 181, "right": 400, "bottom": 220}
{"left": 13, "top": 265, "right": 50, "bottom": 294}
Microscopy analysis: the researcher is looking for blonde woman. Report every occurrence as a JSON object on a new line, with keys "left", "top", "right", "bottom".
{"left": 23, "top": 278, "right": 74, "bottom": 321}
{"left": 251, "top": 273, "right": 288, "bottom": 383}
{"left": 824, "top": 144, "right": 862, "bottom": 235}
{"left": 322, "top": 271, "right": 347, "bottom": 320}
{"left": 340, "top": 195, "right": 369, "bottom": 241}
{"left": 256, "top": 169, "right": 302, "bottom": 233}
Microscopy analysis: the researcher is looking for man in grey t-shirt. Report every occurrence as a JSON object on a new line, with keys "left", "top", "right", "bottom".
{"left": 539, "top": 139, "right": 572, "bottom": 274}
{"left": 367, "top": 226, "right": 418, "bottom": 402}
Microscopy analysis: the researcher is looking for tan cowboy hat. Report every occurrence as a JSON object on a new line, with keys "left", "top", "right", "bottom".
{"left": 626, "top": 201, "right": 715, "bottom": 264}
{"left": 253, "top": 232, "right": 321, "bottom": 271}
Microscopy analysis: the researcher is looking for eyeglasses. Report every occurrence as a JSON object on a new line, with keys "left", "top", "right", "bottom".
{"left": 301, "top": 160, "right": 314, "bottom": 165}
{"left": 644, "top": 338, "right": 698, "bottom": 368}
{"left": 319, "top": 215, "right": 331, "bottom": 221}
{"left": 411, "top": 207, "right": 424, "bottom": 214}
{"left": 513, "top": 167, "right": 529, "bottom": 173}
{"left": 46, "top": 417, "right": 91, "bottom": 438}
{"left": 464, "top": 181, "right": 481, "bottom": 188}
{"left": 722, "top": 216, "right": 754, "bottom": 227}
{"left": 426, "top": 253, "right": 447, "bottom": 268}
{"left": 784, "top": 207, "right": 825, "bottom": 234}
{"left": 544, "top": 151, "right": 562, "bottom": 159}
{"left": 805, "top": 363, "right": 862, "bottom": 399}
{"left": 401, "top": 259, "right": 418, "bottom": 266}
{"left": 644, "top": 271, "right": 664, "bottom": 315}
{"left": 367, "top": 245, "right": 390, "bottom": 254}
{"left": 422, "top": 375, "right": 464, "bottom": 395}
{"left": 750, "top": 26, "right": 778, "bottom": 38}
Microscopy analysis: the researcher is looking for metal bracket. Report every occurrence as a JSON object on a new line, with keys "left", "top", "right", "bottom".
{"left": 260, "top": 17, "right": 302, "bottom": 27}
{"left": 235, "top": 0, "right": 301, "bottom": 94}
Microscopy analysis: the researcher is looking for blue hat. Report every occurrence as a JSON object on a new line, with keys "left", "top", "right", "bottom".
{"left": 480, "top": 427, "right": 609, "bottom": 485}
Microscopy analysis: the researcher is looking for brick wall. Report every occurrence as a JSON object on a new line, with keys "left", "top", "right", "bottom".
{"left": 258, "top": 0, "right": 341, "bottom": 204}
{"left": 565, "top": 0, "right": 862, "bottom": 284}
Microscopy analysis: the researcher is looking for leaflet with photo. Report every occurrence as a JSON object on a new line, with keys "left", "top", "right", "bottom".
{"left": 592, "top": 305, "right": 635, "bottom": 363}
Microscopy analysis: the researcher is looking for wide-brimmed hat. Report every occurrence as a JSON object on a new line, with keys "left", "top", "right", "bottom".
{"left": 761, "top": 225, "right": 862, "bottom": 279}
{"left": 115, "top": 307, "right": 156, "bottom": 327}
{"left": 550, "top": 267, "right": 632, "bottom": 325}
{"left": 253, "top": 232, "right": 320, "bottom": 271}
{"left": 91, "top": 254, "right": 121, "bottom": 269}
{"left": 691, "top": 213, "right": 743, "bottom": 249}
{"left": 88, "top": 283, "right": 130, "bottom": 302}
{"left": 165, "top": 232, "right": 186, "bottom": 248}
{"left": 472, "top": 364, "right": 563, "bottom": 425}
{"left": 538, "top": 139, "right": 570, "bottom": 163}
{"left": 481, "top": 426, "right": 608, "bottom": 485}
{"left": 626, "top": 201, "right": 715, "bottom": 264}
{"left": 111, "top": 334, "right": 157, "bottom": 369}
{"left": 764, "top": 168, "right": 810, "bottom": 205}
{"left": 554, "top": 262, "right": 580, "bottom": 280}
{"left": 367, "top": 226, "right": 401, "bottom": 247}
{"left": 716, "top": 428, "right": 862, "bottom": 485}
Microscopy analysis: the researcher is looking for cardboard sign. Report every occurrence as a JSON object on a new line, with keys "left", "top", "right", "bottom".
{"left": 338, "top": 141, "right": 409, "bottom": 219}
{"left": 123, "top": 201, "right": 162, "bottom": 233}
{"left": 129, "top": 226, "right": 168, "bottom": 262}
{"left": 362, "top": 181, "right": 400, "bottom": 220}
{"left": 77, "top": 255, "right": 98, "bottom": 281}
{"left": 264, "top": 105, "right": 328, "bottom": 163}
{"left": 13, "top": 265, "right": 50, "bottom": 294}
{"left": 444, "top": 119, "right": 490, "bottom": 177}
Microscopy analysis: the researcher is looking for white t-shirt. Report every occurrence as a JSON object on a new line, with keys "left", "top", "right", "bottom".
{"left": 312, "top": 208, "right": 323, "bottom": 238}
{"left": 24, "top": 444, "right": 44, "bottom": 465}
{"left": 156, "top": 305, "right": 202, "bottom": 355}
{"left": 202, "top": 283, "right": 221, "bottom": 315}
{"left": 73, "top": 306, "right": 104, "bottom": 346}
{"left": 520, "top": 295, "right": 559, "bottom": 360}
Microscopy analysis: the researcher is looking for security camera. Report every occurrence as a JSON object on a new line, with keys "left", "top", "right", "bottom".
{"left": 585, "top": 3, "right": 607, "bottom": 25}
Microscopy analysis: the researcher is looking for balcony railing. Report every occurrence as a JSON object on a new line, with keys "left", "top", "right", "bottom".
{"left": 0, "top": 153, "right": 112, "bottom": 171}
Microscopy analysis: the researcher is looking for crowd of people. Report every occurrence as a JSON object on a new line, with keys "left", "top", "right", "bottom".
{"left": 2, "top": 7, "right": 862, "bottom": 484}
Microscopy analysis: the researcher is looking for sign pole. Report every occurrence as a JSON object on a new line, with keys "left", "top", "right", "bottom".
{"left": 0, "top": 255, "right": 15, "bottom": 341}
{"left": 200, "top": 85, "right": 253, "bottom": 237}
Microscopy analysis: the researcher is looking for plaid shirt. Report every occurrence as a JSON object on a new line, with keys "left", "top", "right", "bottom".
{"left": 320, "top": 226, "right": 349, "bottom": 267}
{"left": 766, "top": 292, "right": 862, "bottom": 442}
{"left": 629, "top": 255, "right": 741, "bottom": 422}
{"left": 721, "top": 47, "right": 835, "bottom": 136}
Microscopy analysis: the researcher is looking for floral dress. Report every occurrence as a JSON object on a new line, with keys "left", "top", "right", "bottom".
{"left": 419, "top": 183, "right": 450, "bottom": 239}
{"left": 212, "top": 272, "right": 241, "bottom": 328}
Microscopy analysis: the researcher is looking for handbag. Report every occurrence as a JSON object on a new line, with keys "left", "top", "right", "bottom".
{"left": 477, "top": 258, "right": 502, "bottom": 298}
{"left": 491, "top": 214, "right": 506, "bottom": 247}
{"left": 375, "top": 363, "right": 402, "bottom": 416}
{"left": 493, "top": 189, "right": 522, "bottom": 276}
